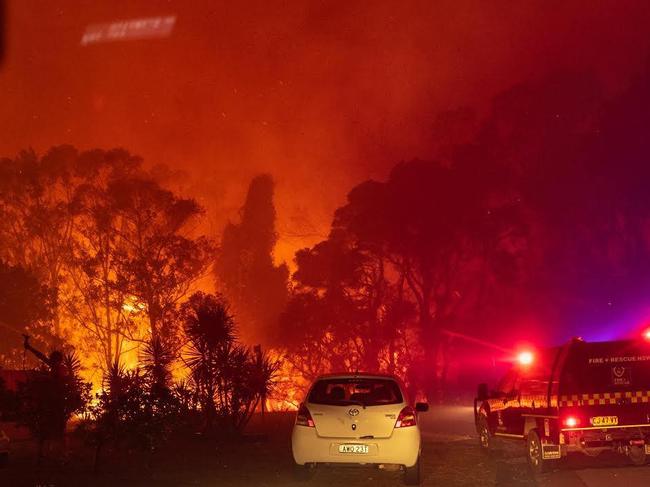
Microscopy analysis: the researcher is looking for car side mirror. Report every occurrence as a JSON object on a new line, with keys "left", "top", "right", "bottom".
{"left": 415, "top": 402, "right": 429, "bottom": 413}
{"left": 477, "top": 383, "right": 489, "bottom": 401}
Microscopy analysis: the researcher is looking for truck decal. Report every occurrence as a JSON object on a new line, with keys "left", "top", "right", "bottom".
{"left": 559, "top": 390, "right": 650, "bottom": 406}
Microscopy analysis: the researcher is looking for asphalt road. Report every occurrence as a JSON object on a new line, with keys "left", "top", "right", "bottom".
{"left": 420, "top": 405, "right": 650, "bottom": 487}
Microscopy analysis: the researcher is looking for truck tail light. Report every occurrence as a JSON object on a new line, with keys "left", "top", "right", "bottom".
{"left": 562, "top": 416, "right": 580, "bottom": 428}
{"left": 395, "top": 406, "right": 417, "bottom": 428}
{"left": 295, "top": 404, "right": 315, "bottom": 427}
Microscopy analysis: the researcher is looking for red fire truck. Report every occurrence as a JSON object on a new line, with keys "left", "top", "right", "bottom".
{"left": 475, "top": 336, "right": 650, "bottom": 472}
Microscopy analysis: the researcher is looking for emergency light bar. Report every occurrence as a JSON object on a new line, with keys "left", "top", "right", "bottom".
{"left": 517, "top": 350, "right": 534, "bottom": 366}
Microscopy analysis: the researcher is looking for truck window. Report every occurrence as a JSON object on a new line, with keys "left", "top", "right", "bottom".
{"left": 519, "top": 347, "right": 558, "bottom": 396}
{"left": 496, "top": 368, "right": 519, "bottom": 395}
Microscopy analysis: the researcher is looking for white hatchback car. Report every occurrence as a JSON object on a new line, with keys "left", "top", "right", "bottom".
{"left": 291, "top": 373, "right": 428, "bottom": 485}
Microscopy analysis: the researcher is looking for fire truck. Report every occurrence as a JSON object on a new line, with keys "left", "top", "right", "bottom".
{"left": 474, "top": 336, "right": 650, "bottom": 472}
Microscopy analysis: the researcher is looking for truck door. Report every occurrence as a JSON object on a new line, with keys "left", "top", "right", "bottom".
{"left": 493, "top": 368, "right": 523, "bottom": 437}
{"left": 502, "top": 374, "right": 525, "bottom": 436}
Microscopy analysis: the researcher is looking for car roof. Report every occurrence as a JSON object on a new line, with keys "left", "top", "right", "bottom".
{"left": 313, "top": 372, "right": 401, "bottom": 381}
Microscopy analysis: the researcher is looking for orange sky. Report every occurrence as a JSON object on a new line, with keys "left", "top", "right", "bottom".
{"left": 2, "top": 0, "right": 650, "bottom": 265}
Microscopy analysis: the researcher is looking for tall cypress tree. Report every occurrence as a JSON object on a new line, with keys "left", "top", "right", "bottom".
{"left": 215, "top": 174, "right": 289, "bottom": 345}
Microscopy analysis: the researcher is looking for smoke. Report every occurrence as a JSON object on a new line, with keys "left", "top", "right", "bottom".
{"left": 1, "top": 0, "right": 650, "bottom": 264}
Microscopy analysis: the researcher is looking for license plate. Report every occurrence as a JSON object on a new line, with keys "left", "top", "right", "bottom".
{"left": 590, "top": 416, "right": 619, "bottom": 427}
{"left": 338, "top": 444, "right": 369, "bottom": 454}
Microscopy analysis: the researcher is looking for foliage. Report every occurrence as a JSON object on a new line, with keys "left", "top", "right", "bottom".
{"left": 215, "top": 174, "right": 289, "bottom": 345}
{"left": 16, "top": 356, "right": 91, "bottom": 454}
{"left": 0, "top": 146, "right": 80, "bottom": 338}
{"left": 0, "top": 145, "right": 214, "bottom": 374}
{"left": 141, "top": 336, "right": 176, "bottom": 396}
{"left": 0, "top": 260, "right": 56, "bottom": 359}
{"left": 87, "top": 346, "right": 192, "bottom": 471}
{"left": 89, "top": 364, "right": 159, "bottom": 468}
{"left": 181, "top": 292, "right": 279, "bottom": 433}
{"left": 109, "top": 176, "right": 215, "bottom": 343}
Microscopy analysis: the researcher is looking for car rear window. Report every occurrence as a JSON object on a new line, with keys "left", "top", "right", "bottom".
{"left": 308, "top": 377, "right": 403, "bottom": 406}
{"left": 560, "top": 340, "right": 650, "bottom": 394}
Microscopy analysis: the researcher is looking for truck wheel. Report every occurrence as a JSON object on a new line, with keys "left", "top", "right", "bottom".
{"left": 527, "top": 430, "right": 550, "bottom": 474}
{"left": 628, "top": 445, "right": 646, "bottom": 466}
{"left": 477, "top": 417, "right": 494, "bottom": 454}
{"left": 403, "top": 454, "right": 421, "bottom": 485}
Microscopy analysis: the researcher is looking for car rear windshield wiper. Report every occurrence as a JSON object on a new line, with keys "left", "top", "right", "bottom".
{"left": 345, "top": 400, "right": 366, "bottom": 409}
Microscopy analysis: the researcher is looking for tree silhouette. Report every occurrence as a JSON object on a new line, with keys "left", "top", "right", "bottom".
{"left": 181, "top": 291, "right": 278, "bottom": 433}
{"left": 330, "top": 158, "right": 523, "bottom": 399}
{"left": 215, "top": 174, "right": 289, "bottom": 345}
{"left": 0, "top": 145, "right": 82, "bottom": 339}
{"left": 64, "top": 149, "right": 144, "bottom": 372}
{"left": 0, "top": 145, "right": 215, "bottom": 374}
{"left": 109, "top": 176, "right": 214, "bottom": 345}
{"left": 0, "top": 261, "right": 55, "bottom": 360}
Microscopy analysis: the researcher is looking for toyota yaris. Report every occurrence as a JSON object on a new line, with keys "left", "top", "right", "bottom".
{"left": 291, "top": 373, "right": 428, "bottom": 485}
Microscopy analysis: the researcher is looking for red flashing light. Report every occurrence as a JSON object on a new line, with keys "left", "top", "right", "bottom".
{"left": 643, "top": 328, "right": 650, "bottom": 341}
{"left": 395, "top": 406, "right": 417, "bottom": 428}
{"left": 296, "top": 404, "right": 315, "bottom": 427}
{"left": 563, "top": 416, "right": 580, "bottom": 428}
{"left": 517, "top": 351, "right": 534, "bottom": 366}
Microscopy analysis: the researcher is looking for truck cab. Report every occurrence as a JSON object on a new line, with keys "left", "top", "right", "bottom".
{"left": 475, "top": 337, "right": 650, "bottom": 472}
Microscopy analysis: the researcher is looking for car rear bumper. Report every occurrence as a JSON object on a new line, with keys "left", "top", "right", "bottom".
{"left": 292, "top": 425, "right": 420, "bottom": 467}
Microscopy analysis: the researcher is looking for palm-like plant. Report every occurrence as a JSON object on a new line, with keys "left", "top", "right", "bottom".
{"left": 180, "top": 291, "right": 278, "bottom": 433}
{"left": 141, "top": 336, "right": 175, "bottom": 394}
{"left": 181, "top": 292, "right": 236, "bottom": 432}
{"left": 182, "top": 292, "right": 236, "bottom": 349}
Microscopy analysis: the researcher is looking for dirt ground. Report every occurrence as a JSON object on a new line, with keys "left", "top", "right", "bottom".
{"left": 1, "top": 410, "right": 648, "bottom": 486}
{"left": 0, "top": 411, "right": 509, "bottom": 487}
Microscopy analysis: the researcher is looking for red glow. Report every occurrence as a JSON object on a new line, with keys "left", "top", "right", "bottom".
{"left": 643, "top": 328, "right": 650, "bottom": 341}
{"left": 517, "top": 350, "right": 534, "bottom": 366}
{"left": 563, "top": 416, "right": 580, "bottom": 428}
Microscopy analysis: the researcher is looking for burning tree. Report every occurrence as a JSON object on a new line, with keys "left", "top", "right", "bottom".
{"left": 64, "top": 150, "right": 142, "bottom": 373}
{"left": 0, "top": 145, "right": 81, "bottom": 340}
{"left": 0, "top": 146, "right": 215, "bottom": 379}
{"left": 110, "top": 177, "right": 214, "bottom": 346}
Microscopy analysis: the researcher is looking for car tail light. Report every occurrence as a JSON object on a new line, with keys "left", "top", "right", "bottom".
{"left": 295, "top": 403, "right": 315, "bottom": 427}
{"left": 394, "top": 406, "right": 417, "bottom": 428}
{"left": 562, "top": 416, "right": 580, "bottom": 428}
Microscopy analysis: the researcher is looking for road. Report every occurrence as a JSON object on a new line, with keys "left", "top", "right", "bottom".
{"left": 3, "top": 407, "right": 649, "bottom": 486}
{"left": 418, "top": 405, "right": 650, "bottom": 486}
